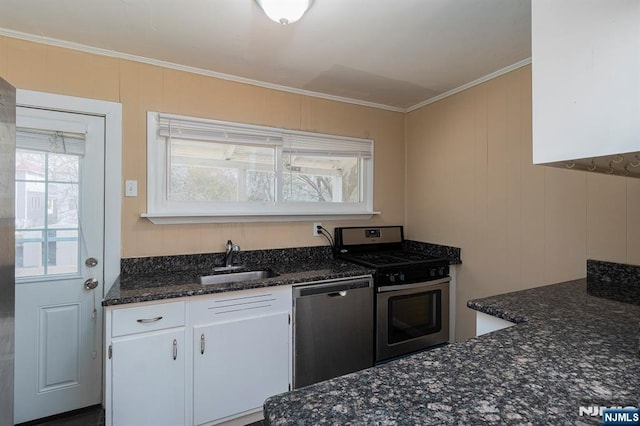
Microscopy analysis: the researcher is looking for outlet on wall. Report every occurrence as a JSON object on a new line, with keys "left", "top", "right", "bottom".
{"left": 313, "top": 223, "right": 322, "bottom": 237}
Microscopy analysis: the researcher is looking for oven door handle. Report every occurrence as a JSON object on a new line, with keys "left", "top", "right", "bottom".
{"left": 377, "top": 277, "right": 450, "bottom": 293}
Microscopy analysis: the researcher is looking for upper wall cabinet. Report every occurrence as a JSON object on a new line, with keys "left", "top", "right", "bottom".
{"left": 532, "top": 1, "right": 640, "bottom": 177}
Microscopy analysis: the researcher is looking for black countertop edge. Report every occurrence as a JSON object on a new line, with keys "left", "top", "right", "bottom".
{"left": 263, "top": 279, "right": 640, "bottom": 425}
{"left": 102, "top": 262, "right": 375, "bottom": 307}
{"left": 466, "top": 299, "right": 529, "bottom": 324}
{"left": 587, "top": 259, "right": 640, "bottom": 306}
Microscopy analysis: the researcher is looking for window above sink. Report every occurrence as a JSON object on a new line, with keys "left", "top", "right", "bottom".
{"left": 143, "top": 112, "right": 378, "bottom": 224}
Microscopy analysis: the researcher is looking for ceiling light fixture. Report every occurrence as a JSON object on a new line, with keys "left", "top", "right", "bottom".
{"left": 256, "top": 0, "right": 313, "bottom": 25}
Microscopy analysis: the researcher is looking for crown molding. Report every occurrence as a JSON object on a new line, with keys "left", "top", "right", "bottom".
{"left": 406, "top": 57, "right": 532, "bottom": 112}
{"left": 0, "top": 28, "right": 405, "bottom": 113}
{"left": 0, "top": 28, "right": 531, "bottom": 115}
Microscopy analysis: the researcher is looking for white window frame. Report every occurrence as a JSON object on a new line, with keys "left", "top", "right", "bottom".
{"left": 143, "top": 112, "right": 378, "bottom": 224}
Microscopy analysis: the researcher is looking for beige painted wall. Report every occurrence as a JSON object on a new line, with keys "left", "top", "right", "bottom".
{"left": 0, "top": 36, "right": 405, "bottom": 258}
{"left": 406, "top": 65, "right": 640, "bottom": 340}
{"left": 4, "top": 36, "right": 637, "bottom": 342}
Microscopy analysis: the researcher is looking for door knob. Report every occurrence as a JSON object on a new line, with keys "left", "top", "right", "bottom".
{"left": 84, "top": 278, "right": 99, "bottom": 290}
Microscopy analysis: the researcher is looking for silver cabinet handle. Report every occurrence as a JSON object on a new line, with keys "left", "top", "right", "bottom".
{"left": 173, "top": 339, "right": 177, "bottom": 360}
{"left": 200, "top": 334, "right": 205, "bottom": 355}
{"left": 136, "top": 316, "right": 163, "bottom": 323}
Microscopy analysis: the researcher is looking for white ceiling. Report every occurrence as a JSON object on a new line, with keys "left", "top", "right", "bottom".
{"left": 0, "top": 0, "right": 531, "bottom": 110}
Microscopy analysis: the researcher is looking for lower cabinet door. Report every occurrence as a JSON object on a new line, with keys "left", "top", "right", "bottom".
{"left": 111, "top": 328, "right": 185, "bottom": 426}
{"left": 193, "top": 312, "right": 290, "bottom": 425}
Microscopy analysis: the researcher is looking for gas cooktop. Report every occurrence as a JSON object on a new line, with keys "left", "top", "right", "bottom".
{"left": 334, "top": 226, "right": 450, "bottom": 285}
{"left": 338, "top": 250, "right": 446, "bottom": 268}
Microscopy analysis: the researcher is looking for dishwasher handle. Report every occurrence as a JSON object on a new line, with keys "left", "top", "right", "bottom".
{"left": 295, "top": 277, "right": 372, "bottom": 297}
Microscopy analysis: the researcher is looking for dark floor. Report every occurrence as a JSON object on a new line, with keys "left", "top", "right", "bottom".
{"left": 17, "top": 405, "right": 104, "bottom": 426}
{"left": 18, "top": 405, "right": 265, "bottom": 426}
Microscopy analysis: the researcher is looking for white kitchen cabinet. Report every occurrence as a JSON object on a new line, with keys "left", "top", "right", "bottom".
{"left": 111, "top": 329, "right": 186, "bottom": 426}
{"left": 105, "top": 286, "right": 291, "bottom": 426}
{"left": 190, "top": 287, "right": 291, "bottom": 425}
{"left": 532, "top": 1, "right": 640, "bottom": 173}
{"left": 106, "top": 301, "right": 186, "bottom": 426}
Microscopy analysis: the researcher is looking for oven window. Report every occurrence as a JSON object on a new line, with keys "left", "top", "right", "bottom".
{"left": 387, "top": 290, "right": 441, "bottom": 344}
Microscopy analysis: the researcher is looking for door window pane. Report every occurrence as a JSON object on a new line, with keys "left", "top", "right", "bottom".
{"left": 47, "top": 230, "right": 79, "bottom": 275}
{"left": 48, "top": 183, "right": 79, "bottom": 227}
{"left": 16, "top": 150, "right": 45, "bottom": 181}
{"left": 16, "top": 181, "right": 45, "bottom": 228}
{"left": 48, "top": 152, "right": 79, "bottom": 182}
{"left": 15, "top": 230, "right": 44, "bottom": 277}
{"left": 15, "top": 149, "right": 80, "bottom": 278}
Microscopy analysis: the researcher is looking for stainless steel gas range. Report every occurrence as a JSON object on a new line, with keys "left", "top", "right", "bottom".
{"left": 335, "top": 226, "right": 450, "bottom": 363}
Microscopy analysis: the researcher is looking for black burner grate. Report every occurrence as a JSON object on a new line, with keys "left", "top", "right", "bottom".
{"left": 342, "top": 250, "right": 445, "bottom": 268}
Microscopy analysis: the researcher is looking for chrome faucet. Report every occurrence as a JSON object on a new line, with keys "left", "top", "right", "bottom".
{"left": 224, "top": 240, "right": 240, "bottom": 267}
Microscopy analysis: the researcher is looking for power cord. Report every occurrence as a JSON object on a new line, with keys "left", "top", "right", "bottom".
{"left": 316, "top": 225, "right": 335, "bottom": 251}
{"left": 319, "top": 225, "right": 335, "bottom": 247}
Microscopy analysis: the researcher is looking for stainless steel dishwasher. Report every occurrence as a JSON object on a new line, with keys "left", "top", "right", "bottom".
{"left": 293, "top": 276, "right": 374, "bottom": 389}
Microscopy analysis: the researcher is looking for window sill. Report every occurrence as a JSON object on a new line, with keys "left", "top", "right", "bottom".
{"left": 141, "top": 211, "right": 381, "bottom": 225}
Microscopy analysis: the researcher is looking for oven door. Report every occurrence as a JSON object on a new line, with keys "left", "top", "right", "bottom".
{"left": 376, "top": 278, "right": 450, "bottom": 362}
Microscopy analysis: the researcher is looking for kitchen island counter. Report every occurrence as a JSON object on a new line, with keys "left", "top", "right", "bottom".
{"left": 263, "top": 279, "right": 640, "bottom": 425}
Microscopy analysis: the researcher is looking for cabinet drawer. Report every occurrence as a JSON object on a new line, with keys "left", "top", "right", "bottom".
{"left": 189, "top": 286, "right": 291, "bottom": 325}
{"left": 112, "top": 301, "right": 186, "bottom": 337}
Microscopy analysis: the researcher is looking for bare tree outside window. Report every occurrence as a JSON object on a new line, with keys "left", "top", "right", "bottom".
{"left": 283, "top": 155, "right": 360, "bottom": 203}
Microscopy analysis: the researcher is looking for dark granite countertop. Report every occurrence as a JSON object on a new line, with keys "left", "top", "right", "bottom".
{"left": 103, "top": 241, "right": 461, "bottom": 307}
{"left": 264, "top": 279, "right": 640, "bottom": 425}
{"left": 102, "top": 259, "right": 374, "bottom": 307}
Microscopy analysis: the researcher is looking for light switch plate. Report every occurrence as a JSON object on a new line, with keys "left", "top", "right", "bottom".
{"left": 125, "top": 180, "right": 138, "bottom": 197}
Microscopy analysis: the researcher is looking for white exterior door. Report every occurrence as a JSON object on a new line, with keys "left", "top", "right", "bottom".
{"left": 14, "top": 106, "right": 105, "bottom": 423}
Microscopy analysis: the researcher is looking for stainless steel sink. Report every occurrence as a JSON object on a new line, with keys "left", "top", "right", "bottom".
{"left": 213, "top": 265, "right": 246, "bottom": 273}
{"left": 198, "top": 270, "right": 278, "bottom": 286}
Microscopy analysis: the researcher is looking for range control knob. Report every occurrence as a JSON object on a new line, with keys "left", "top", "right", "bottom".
{"left": 389, "top": 274, "right": 396, "bottom": 283}
{"left": 399, "top": 273, "right": 405, "bottom": 281}
{"left": 430, "top": 269, "right": 436, "bottom": 277}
